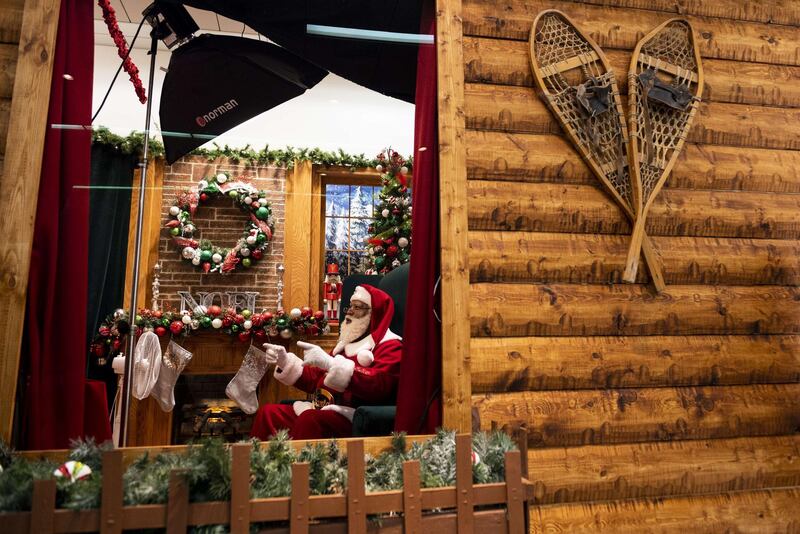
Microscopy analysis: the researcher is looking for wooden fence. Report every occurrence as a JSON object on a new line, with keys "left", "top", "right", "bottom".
{"left": 2, "top": 434, "right": 531, "bottom": 533}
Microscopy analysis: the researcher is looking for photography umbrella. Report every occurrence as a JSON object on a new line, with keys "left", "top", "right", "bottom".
{"left": 160, "top": 33, "right": 328, "bottom": 163}
{"left": 165, "top": 0, "right": 423, "bottom": 103}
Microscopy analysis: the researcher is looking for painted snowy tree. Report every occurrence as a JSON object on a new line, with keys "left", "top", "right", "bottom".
{"left": 366, "top": 150, "right": 411, "bottom": 274}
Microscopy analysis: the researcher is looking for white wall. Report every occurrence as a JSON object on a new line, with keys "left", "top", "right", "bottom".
{"left": 92, "top": 26, "right": 415, "bottom": 156}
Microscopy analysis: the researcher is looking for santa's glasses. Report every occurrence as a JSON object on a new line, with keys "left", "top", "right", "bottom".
{"left": 344, "top": 303, "right": 371, "bottom": 313}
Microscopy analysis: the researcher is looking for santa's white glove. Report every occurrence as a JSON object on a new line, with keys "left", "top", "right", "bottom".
{"left": 297, "top": 341, "right": 335, "bottom": 370}
{"left": 323, "top": 355, "right": 356, "bottom": 392}
{"left": 264, "top": 343, "right": 303, "bottom": 386}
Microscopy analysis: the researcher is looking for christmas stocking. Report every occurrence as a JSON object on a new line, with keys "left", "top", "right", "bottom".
{"left": 226, "top": 344, "right": 272, "bottom": 414}
{"left": 150, "top": 341, "right": 193, "bottom": 412}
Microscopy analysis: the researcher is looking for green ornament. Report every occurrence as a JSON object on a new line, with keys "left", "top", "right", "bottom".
{"left": 200, "top": 250, "right": 213, "bottom": 262}
{"left": 242, "top": 258, "right": 252, "bottom": 268}
{"left": 256, "top": 233, "right": 267, "bottom": 244}
{"left": 170, "top": 227, "right": 180, "bottom": 236}
{"left": 135, "top": 314, "right": 143, "bottom": 323}
{"left": 200, "top": 316, "right": 212, "bottom": 328}
{"left": 374, "top": 256, "right": 386, "bottom": 269}
{"left": 276, "top": 318, "right": 288, "bottom": 329}
{"left": 231, "top": 324, "right": 240, "bottom": 333}
{"left": 229, "top": 190, "right": 239, "bottom": 199}
{"left": 242, "top": 310, "right": 252, "bottom": 319}
{"left": 256, "top": 206, "right": 269, "bottom": 220}
{"left": 161, "top": 318, "right": 170, "bottom": 327}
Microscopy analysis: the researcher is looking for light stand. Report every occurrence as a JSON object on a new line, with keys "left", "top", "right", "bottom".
{"left": 118, "top": 3, "right": 197, "bottom": 447}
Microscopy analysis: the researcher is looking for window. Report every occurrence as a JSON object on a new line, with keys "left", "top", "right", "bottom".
{"left": 324, "top": 183, "right": 381, "bottom": 277}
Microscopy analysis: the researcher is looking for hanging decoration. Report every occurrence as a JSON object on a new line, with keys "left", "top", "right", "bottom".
{"left": 97, "top": 0, "right": 147, "bottom": 104}
{"left": 366, "top": 150, "right": 412, "bottom": 274}
{"left": 166, "top": 172, "right": 274, "bottom": 274}
{"left": 89, "top": 306, "right": 328, "bottom": 366}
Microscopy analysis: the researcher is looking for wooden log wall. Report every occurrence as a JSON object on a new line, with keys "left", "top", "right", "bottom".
{"left": 453, "top": 0, "right": 800, "bottom": 529}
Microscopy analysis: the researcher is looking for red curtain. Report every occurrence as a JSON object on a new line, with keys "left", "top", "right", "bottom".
{"left": 22, "top": 0, "right": 109, "bottom": 449}
{"left": 395, "top": 0, "right": 442, "bottom": 434}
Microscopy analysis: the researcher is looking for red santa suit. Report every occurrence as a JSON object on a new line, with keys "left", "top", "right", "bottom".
{"left": 251, "top": 285, "right": 402, "bottom": 440}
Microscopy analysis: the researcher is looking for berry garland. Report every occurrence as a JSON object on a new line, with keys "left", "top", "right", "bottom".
{"left": 90, "top": 306, "right": 328, "bottom": 365}
{"left": 167, "top": 173, "right": 274, "bottom": 274}
{"left": 97, "top": 0, "right": 147, "bottom": 104}
{"left": 366, "top": 150, "right": 411, "bottom": 274}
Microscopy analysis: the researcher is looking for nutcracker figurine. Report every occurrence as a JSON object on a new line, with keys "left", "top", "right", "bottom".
{"left": 323, "top": 263, "right": 343, "bottom": 323}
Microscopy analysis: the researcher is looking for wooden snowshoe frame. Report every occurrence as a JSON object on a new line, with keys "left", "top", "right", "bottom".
{"left": 623, "top": 18, "right": 704, "bottom": 283}
{"left": 529, "top": 9, "right": 666, "bottom": 292}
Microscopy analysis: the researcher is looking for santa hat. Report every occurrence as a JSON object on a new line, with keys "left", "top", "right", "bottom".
{"left": 334, "top": 284, "right": 394, "bottom": 361}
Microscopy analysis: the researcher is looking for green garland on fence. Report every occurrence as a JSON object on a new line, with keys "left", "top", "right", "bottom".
{"left": 0, "top": 430, "right": 516, "bottom": 517}
{"left": 92, "top": 127, "right": 413, "bottom": 170}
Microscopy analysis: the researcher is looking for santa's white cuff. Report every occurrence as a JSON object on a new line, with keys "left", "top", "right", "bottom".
{"left": 274, "top": 352, "right": 303, "bottom": 386}
{"left": 292, "top": 400, "right": 314, "bottom": 416}
{"left": 323, "top": 356, "right": 355, "bottom": 392}
{"left": 320, "top": 404, "right": 356, "bottom": 421}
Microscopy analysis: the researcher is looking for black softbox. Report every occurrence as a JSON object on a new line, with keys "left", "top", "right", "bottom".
{"left": 165, "top": 0, "right": 424, "bottom": 104}
{"left": 160, "top": 33, "right": 327, "bottom": 163}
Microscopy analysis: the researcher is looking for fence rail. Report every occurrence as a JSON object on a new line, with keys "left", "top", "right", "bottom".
{"left": 2, "top": 434, "right": 531, "bottom": 533}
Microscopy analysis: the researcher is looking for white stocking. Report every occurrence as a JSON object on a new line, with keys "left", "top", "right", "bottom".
{"left": 226, "top": 344, "right": 271, "bottom": 414}
{"left": 150, "top": 341, "right": 193, "bottom": 412}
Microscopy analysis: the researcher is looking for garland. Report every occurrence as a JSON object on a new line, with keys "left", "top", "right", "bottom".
{"left": 366, "top": 150, "right": 412, "bottom": 274}
{"left": 0, "top": 430, "right": 517, "bottom": 513}
{"left": 89, "top": 306, "right": 329, "bottom": 365}
{"left": 97, "top": 1, "right": 147, "bottom": 104}
{"left": 167, "top": 173, "right": 273, "bottom": 274}
{"left": 91, "top": 127, "right": 413, "bottom": 170}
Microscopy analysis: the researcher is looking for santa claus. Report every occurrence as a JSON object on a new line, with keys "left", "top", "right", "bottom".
{"left": 251, "top": 284, "right": 402, "bottom": 440}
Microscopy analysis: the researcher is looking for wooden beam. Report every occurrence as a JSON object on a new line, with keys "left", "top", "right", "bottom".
{"left": 469, "top": 232, "right": 800, "bottom": 286}
{"left": 526, "top": 434, "right": 800, "bottom": 504}
{"left": 461, "top": 0, "right": 800, "bottom": 67}
{"left": 531, "top": 487, "right": 800, "bottom": 533}
{"left": 464, "top": 37, "right": 800, "bottom": 108}
{"left": 0, "top": 0, "right": 60, "bottom": 443}
{"left": 470, "top": 334, "right": 800, "bottom": 393}
{"left": 0, "top": 44, "right": 17, "bottom": 99}
{"left": 283, "top": 160, "right": 313, "bottom": 309}
{"left": 465, "top": 130, "right": 800, "bottom": 194}
{"left": 437, "top": 0, "right": 472, "bottom": 432}
{"left": 474, "top": 383, "right": 800, "bottom": 448}
{"left": 464, "top": 83, "right": 800, "bottom": 152}
{"left": 0, "top": 97, "right": 9, "bottom": 156}
{"left": 467, "top": 181, "right": 800, "bottom": 240}
{"left": 0, "top": 0, "right": 24, "bottom": 45}
{"left": 470, "top": 283, "right": 800, "bottom": 337}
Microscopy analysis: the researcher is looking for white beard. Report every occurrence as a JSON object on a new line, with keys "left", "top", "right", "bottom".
{"left": 335, "top": 313, "right": 371, "bottom": 354}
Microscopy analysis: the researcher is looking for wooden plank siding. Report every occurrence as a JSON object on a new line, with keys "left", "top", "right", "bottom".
{"left": 449, "top": 0, "right": 800, "bottom": 525}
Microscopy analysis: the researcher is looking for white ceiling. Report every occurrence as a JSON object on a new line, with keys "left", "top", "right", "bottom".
{"left": 93, "top": 0, "right": 260, "bottom": 35}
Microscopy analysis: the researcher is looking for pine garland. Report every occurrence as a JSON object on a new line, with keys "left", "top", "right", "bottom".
{"left": 0, "top": 430, "right": 516, "bottom": 514}
{"left": 91, "top": 127, "right": 413, "bottom": 170}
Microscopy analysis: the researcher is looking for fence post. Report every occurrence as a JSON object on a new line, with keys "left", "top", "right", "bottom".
{"left": 504, "top": 450, "right": 524, "bottom": 534}
{"left": 166, "top": 470, "right": 189, "bottom": 534}
{"left": 290, "top": 462, "right": 310, "bottom": 534}
{"left": 402, "top": 461, "right": 421, "bottom": 533}
{"left": 346, "top": 439, "right": 366, "bottom": 534}
{"left": 100, "top": 449, "right": 123, "bottom": 534}
{"left": 230, "top": 443, "right": 251, "bottom": 534}
{"left": 30, "top": 478, "right": 56, "bottom": 534}
{"left": 455, "top": 433, "right": 474, "bottom": 534}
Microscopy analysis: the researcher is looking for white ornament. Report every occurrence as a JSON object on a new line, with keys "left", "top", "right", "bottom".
{"left": 198, "top": 180, "right": 209, "bottom": 190}
{"left": 191, "top": 256, "right": 201, "bottom": 266}
{"left": 169, "top": 205, "right": 181, "bottom": 217}
{"left": 244, "top": 196, "right": 253, "bottom": 205}
{"left": 211, "top": 318, "right": 223, "bottom": 329}
{"left": 398, "top": 237, "right": 409, "bottom": 248}
{"left": 182, "top": 246, "right": 195, "bottom": 259}
{"left": 212, "top": 253, "right": 223, "bottom": 264}
{"left": 181, "top": 314, "right": 192, "bottom": 325}
{"left": 376, "top": 164, "right": 383, "bottom": 172}
{"left": 240, "top": 247, "right": 251, "bottom": 257}
{"left": 243, "top": 320, "right": 253, "bottom": 330}
{"left": 289, "top": 308, "right": 302, "bottom": 319}
{"left": 259, "top": 198, "right": 267, "bottom": 205}
{"left": 392, "top": 259, "right": 401, "bottom": 268}
{"left": 280, "top": 328, "right": 292, "bottom": 339}
{"left": 184, "top": 224, "right": 195, "bottom": 234}
{"left": 190, "top": 319, "right": 200, "bottom": 330}
{"left": 400, "top": 166, "right": 409, "bottom": 174}
{"left": 381, "top": 208, "right": 390, "bottom": 218}
{"left": 216, "top": 173, "right": 228, "bottom": 184}
{"left": 246, "top": 235, "right": 257, "bottom": 245}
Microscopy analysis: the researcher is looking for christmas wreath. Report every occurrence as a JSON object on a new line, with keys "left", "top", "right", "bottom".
{"left": 167, "top": 172, "right": 274, "bottom": 274}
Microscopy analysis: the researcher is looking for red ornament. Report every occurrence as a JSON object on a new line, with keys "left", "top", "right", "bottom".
{"left": 235, "top": 314, "right": 245, "bottom": 324}
{"left": 313, "top": 310, "right": 325, "bottom": 320}
{"left": 392, "top": 209, "right": 401, "bottom": 215}
{"left": 155, "top": 326, "right": 168, "bottom": 337}
{"left": 251, "top": 202, "right": 260, "bottom": 209}
{"left": 238, "top": 331, "right": 251, "bottom": 343}
{"left": 200, "top": 193, "right": 209, "bottom": 202}
{"left": 222, "top": 318, "right": 233, "bottom": 328}
{"left": 262, "top": 312, "right": 274, "bottom": 322}
{"left": 99, "top": 326, "right": 111, "bottom": 337}
{"left": 111, "top": 339, "right": 122, "bottom": 351}
{"left": 170, "top": 321, "right": 184, "bottom": 335}
{"left": 309, "top": 325, "right": 320, "bottom": 335}
{"left": 208, "top": 305, "right": 222, "bottom": 317}
{"left": 386, "top": 245, "right": 399, "bottom": 257}
{"left": 92, "top": 343, "right": 107, "bottom": 357}
{"left": 301, "top": 307, "right": 312, "bottom": 317}
{"left": 251, "top": 249, "right": 263, "bottom": 260}
{"left": 154, "top": 310, "right": 163, "bottom": 319}
{"left": 254, "top": 329, "right": 267, "bottom": 342}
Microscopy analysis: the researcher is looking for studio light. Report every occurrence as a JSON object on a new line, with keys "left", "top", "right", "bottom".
{"left": 142, "top": 1, "right": 198, "bottom": 49}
